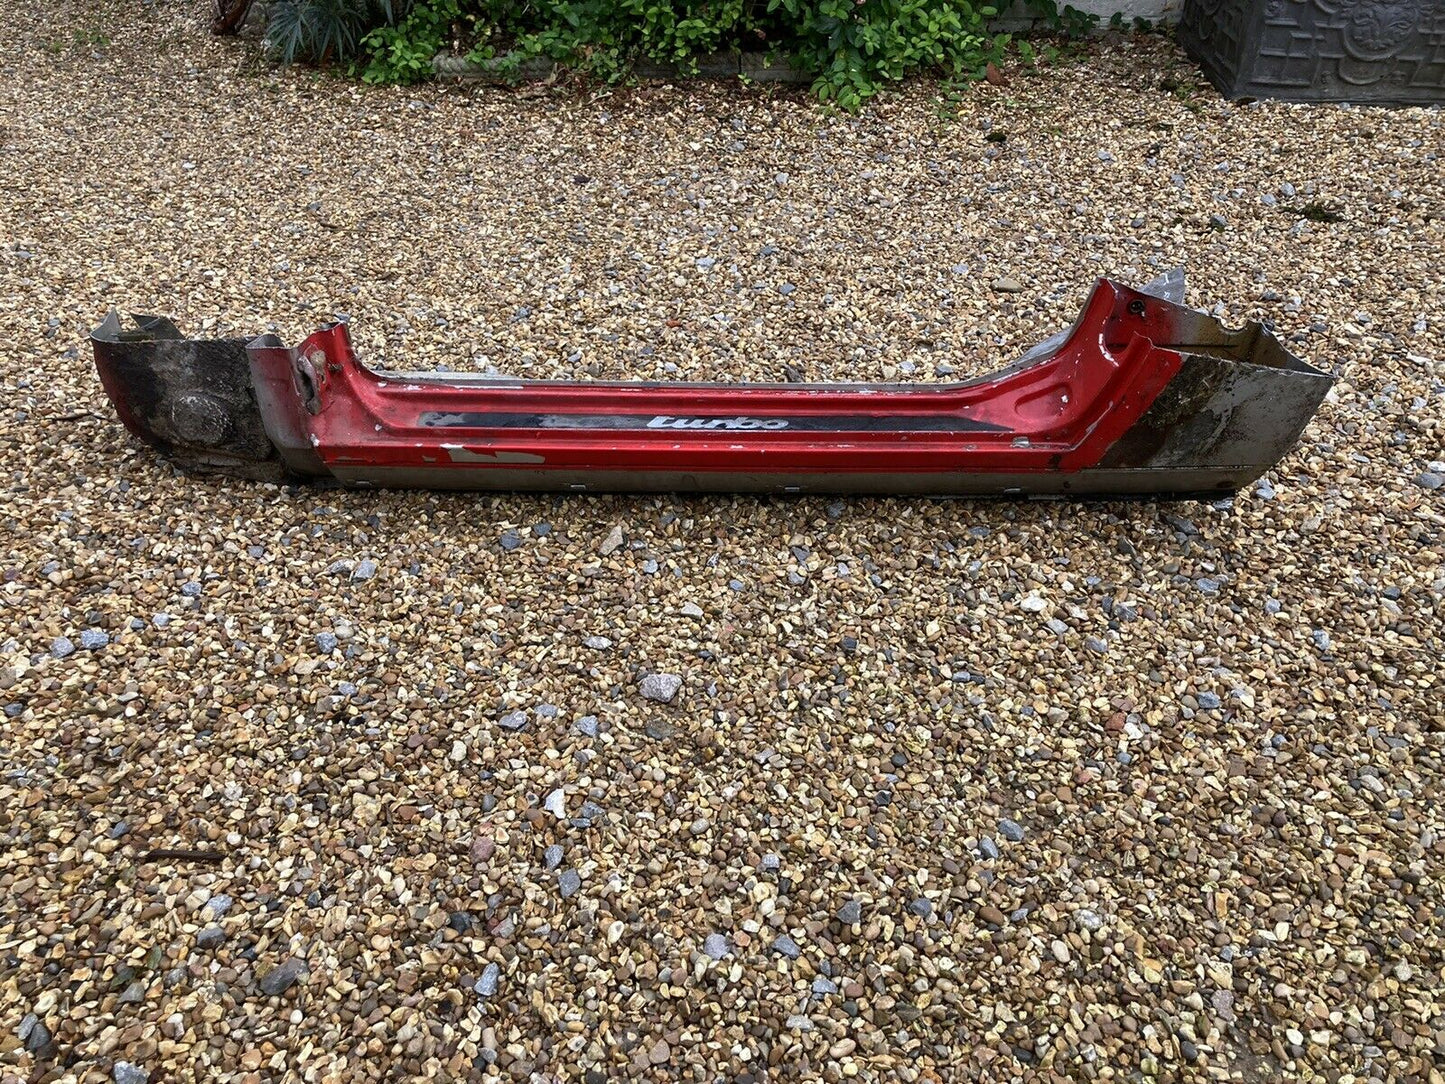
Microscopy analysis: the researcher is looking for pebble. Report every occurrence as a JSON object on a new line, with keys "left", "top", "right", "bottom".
{"left": 703, "top": 933, "right": 729, "bottom": 960}
{"left": 314, "top": 631, "right": 338, "bottom": 653}
{"left": 50, "top": 636, "right": 75, "bottom": 658}
{"left": 998, "top": 818, "right": 1026, "bottom": 842}
{"left": 196, "top": 925, "right": 226, "bottom": 949}
{"left": 639, "top": 672, "right": 682, "bottom": 702}
{"left": 1415, "top": 471, "right": 1442, "bottom": 489}
{"left": 498, "top": 710, "right": 529, "bottom": 730}
{"left": 772, "top": 934, "right": 801, "bottom": 959}
{"left": 599, "top": 525, "right": 625, "bottom": 555}
{"left": 544, "top": 843, "right": 564, "bottom": 870}
{"left": 836, "top": 899, "right": 862, "bottom": 925}
{"left": 992, "top": 277, "right": 1025, "bottom": 293}
{"left": 79, "top": 629, "right": 110, "bottom": 650}
{"left": 558, "top": 869, "right": 582, "bottom": 898}
{"left": 543, "top": 788, "right": 566, "bottom": 818}
{"left": 24, "top": 1017, "right": 51, "bottom": 1054}
{"left": 475, "top": 962, "right": 500, "bottom": 997}
{"left": 351, "top": 558, "right": 377, "bottom": 580}
{"left": 257, "top": 957, "right": 306, "bottom": 996}
{"left": 113, "top": 1063, "right": 149, "bottom": 1084}
{"left": 979, "top": 905, "right": 1008, "bottom": 927}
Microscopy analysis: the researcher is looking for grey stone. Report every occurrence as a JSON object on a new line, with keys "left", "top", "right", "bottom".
{"left": 113, "top": 1062, "right": 149, "bottom": 1084}
{"left": 351, "top": 559, "right": 377, "bottom": 580}
{"left": 760, "top": 853, "right": 781, "bottom": 872}
{"left": 50, "top": 636, "right": 75, "bottom": 659}
{"left": 979, "top": 837, "right": 1001, "bottom": 859}
{"left": 257, "top": 957, "right": 306, "bottom": 996}
{"left": 778, "top": 283, "right": 796, "bottom": 296}
{"left": 499, "top": 531, "right": 522, "bottom": 551}
{"left": 999, "top": 818, "right": 1026, "bottom": 842}
{"left": 180, "top": 581, "right": 202, "bottom": 598}
{"left": 196, "top": 926, "right": 226, "bottom": 949}
{"left": 836, "top": 900, "right": 862, "bottom": 925}
{"left": 475, "top": 961, "right": 500, "bottom": 997}
{"left": 17, "top": 1012, "right": 38, "bottom": 1042}
{"left": 80, "top": 629, "right": 110, "bottom": 650}
{"left": 1077, "top": 909, "right": 1104, "bottom": 932}
{"left": 152, "top": 612, "right": 170, "bottom": 627}
{"left": 1197, "top": 691, "right": 1222, "bottom": 710}
{"left": 772, "top": 934, "right": 801, "bottom": 959}
{"left": 1208, "top": 213, "right": 1229, "bottom": 230}
{"left": 992, "top": 277, "right": 1025, "bottom": 293}
{"left": 558, "top": 869, "right": 582, "bottom": 898}
{"left": 543, "top": 788, "right": 566, "bottom": 819}
{"left": 573, "top": 715, "right": 599, "bottom": 738}
{"left": 24, "top": 1017, "right": 51, "bottom": 1054}
{"left": 583, "top": 635, "right": 612, "bottom": 650}
{"left": 1415, "top": 471, "right": 1443, "bottom": 490}
{"left": 544, "top": 844, "right": 564, "bottom": 870}
{"left": 785, "top": 1014, "right": 814, "bottom": 1030}
{"left": 811, "top": 975, "right": 838, "bottom": 995}
{"left": 639, "top": 673, "right": 682, "bottom": 703}
{"left": 498, "top": 710, "right": 528, "bottom": 731}
{"left": 315, "top": 632, "right": 338, "bottom": 653}
{"left": 599, "top": 524, "right": 625, "bottom": 556}
{"left": 703, "top": 933, "right": 729, "bottom": 960}
{"left": 909, "top": 897, "right": 933, "bottom": 918}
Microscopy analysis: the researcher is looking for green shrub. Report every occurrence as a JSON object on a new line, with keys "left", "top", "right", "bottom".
{"left": 264, "top": 0, "right": 1102, "bottom": 105}
{"left": 265, "top": 0, "right": 410, "bottom": 65}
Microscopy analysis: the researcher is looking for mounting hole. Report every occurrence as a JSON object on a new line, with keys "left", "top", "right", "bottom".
{"left": 1127, "top": 299, "right": 1147, "bottom": 316}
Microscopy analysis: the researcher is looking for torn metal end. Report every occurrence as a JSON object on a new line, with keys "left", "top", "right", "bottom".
{"left": 91, "top": 310, "right": 285, "bottom": 481}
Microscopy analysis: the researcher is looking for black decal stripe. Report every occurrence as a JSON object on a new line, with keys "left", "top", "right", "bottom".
{"left": 419, "top": 412, "right": 1010, "bottom": 433}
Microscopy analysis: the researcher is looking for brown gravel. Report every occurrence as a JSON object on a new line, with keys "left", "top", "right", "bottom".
{"left": 2, "top": 3, "right": 1443, "bottom": 1083}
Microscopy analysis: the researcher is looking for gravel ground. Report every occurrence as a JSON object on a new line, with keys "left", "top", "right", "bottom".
{"left": 2, "top": 2, "right": 1443, "bottom": 1082}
